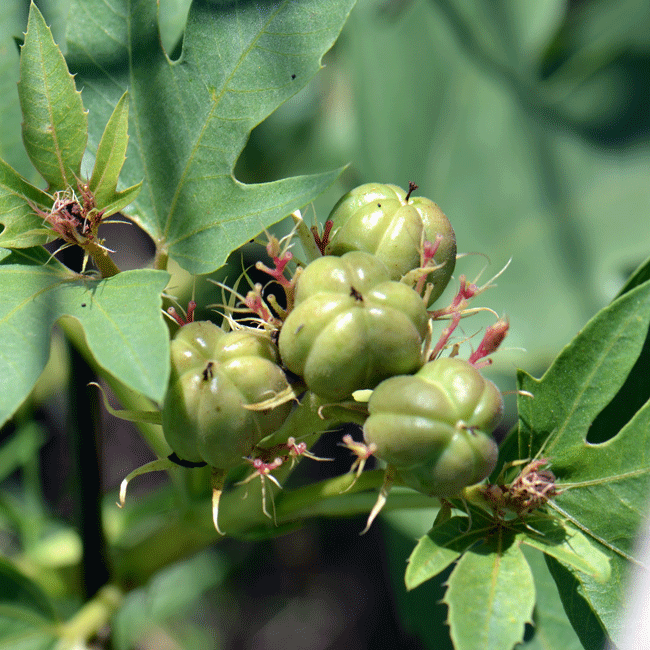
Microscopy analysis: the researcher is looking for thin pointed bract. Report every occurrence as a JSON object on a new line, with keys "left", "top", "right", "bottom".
{"left": 360, "top": 465, "right": 396, "bottom": 535}
{"left": 90, "top": 382, "right": 163, "bottom": 425}
{"left": 118, "top": 458, "right": 175, "bottom": 507}
{"left": 211, "top": 468, "right": 227, "bottom": 536}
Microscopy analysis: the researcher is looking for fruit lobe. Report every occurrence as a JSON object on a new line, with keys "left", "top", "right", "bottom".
{"left": 162, "top": 321, "right": 291, "bottom": 469}
{"left": 278, "top": 251, "right": 429, "bottom": 401}
{"left": 325, "top": 183, "right": 456, "bottom": 302}
{"left": 363, "top": 357, "right": 502, "bottom": 496}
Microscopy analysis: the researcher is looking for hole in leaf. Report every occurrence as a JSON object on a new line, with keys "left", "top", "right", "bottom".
{"left": 587, "top": 324, "right": 650, "bottom": 443}
{"left": 159, "top": 0, "right": 192, "bottom": 60}
{"left": 100, "top": 218, "right": 156, "bottom": 270}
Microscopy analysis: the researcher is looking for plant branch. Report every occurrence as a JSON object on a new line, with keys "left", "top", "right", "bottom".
{"left": 111, "top": 469, "right": 436, "bottom": 586}
{"left": 153, "top": 247, "right": 169, "bottom": 271}
{"left": 55, "top": 584, "right": 123, "bottom": 649}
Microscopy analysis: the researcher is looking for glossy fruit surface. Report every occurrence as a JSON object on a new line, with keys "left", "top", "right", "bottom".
{"left": 278, "top": 251, "right": 429, "bottom": 401}
{"left": 162, "top": 321, "right": 291, "bottom": 469}
{"left": 325, "top": 183, "right": 456, "bottom": 301}
{"left": 363, "top": 357, "right": 502, "bottom": 496}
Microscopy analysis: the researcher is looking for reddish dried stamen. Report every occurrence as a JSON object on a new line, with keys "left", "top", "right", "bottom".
{"left": 311, "top": 219, "right": 334, "bottom": 255}
{"left": 469, "top": 317, "right": 509, "bottom": 368}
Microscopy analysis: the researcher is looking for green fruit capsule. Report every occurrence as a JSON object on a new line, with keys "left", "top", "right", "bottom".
{"left": 325, "top": 183, "right": 456, "bottom": 301}
{"left": 162, "top": 321, "right": 292, "bottom": 470}
{"left": 278, "top": 251, "right": 429, "bottom": 401}
{"left": 363, "top": 357, "right": 502, "bottom": 497}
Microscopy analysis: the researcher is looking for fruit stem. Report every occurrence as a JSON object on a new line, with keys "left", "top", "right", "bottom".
{"left": 405, "top": 181, "right": 418, "bottom": 202}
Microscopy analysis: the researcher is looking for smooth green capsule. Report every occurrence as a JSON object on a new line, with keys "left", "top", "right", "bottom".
{"left": 162, "top": 321, "right": 292, "bottom": 470}
{"left": 363, "top": 357, "right": 502, "bottom": 496}
{"left": 326, "top": 183, "right": 456, "bottom": 302}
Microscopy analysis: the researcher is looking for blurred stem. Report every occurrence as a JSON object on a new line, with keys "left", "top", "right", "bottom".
{"left": 22, "top": 439, "right": 46, "bottom": 549}
{"left": 67, "top": 344, "right": 110, "bottom": 598}
{"left": 56, "top": 584, "right": 123, "bottom": 649}
{"left": 10, "top": 411, "right": 48, "bottom": 549}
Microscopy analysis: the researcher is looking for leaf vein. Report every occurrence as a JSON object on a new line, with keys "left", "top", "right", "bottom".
{"left": 162, "top": 1, "right": 289, "bottom": 236}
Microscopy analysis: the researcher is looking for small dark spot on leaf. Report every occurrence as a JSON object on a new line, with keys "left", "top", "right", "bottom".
{"left": 377, "top": 203, "right": 381, "bottom": 207}
{"left": 81, "top": 303, "right": 86, "bottom": 307}
{"left": 291, "top": 73, "right": 296, "bottom": 80}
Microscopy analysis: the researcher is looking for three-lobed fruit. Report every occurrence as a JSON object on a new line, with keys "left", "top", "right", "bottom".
{"left": 162, "top": 321, "right": 292, "bottom": 471}
{"left": 278, "top": 251, "right": 429, "bottom": 401}
{"left": 325, "top": 183, "right": 457, "bottom": 302}
{"left": 363, "top": 357, "right": 502, "bottom": 496}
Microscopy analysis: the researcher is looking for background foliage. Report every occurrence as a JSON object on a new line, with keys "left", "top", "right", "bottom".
{"left": 1, "top": 0, "right": 649, "bottom": 648}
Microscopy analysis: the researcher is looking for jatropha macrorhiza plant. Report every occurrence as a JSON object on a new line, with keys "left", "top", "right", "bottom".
{"left": 4, "top": 4, "right": 650, "bottom": 650}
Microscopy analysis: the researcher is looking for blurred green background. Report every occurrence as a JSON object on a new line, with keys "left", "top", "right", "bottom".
{"left": 1, "top": 0, "right": 649, "bottom": 648}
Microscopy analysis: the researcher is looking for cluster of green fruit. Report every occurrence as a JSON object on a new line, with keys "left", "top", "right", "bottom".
{"left": 161, "top": 183, "right": 504, "bottom": 532}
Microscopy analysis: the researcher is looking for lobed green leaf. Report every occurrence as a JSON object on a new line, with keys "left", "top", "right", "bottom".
{"left": 517, "top": 279, "right": 650, "bottom": 644}
{"left": 18, "top": 3, "right": 87, "bottom": 190}
{"left": 406, "top": 510, "right": 495, "bottom": 591}
{"left": 517, "top": 279, "right": 650, "bottom": 458}
{"left": 65, "top": 0, "right": 355, "bottom": 274}
{"left": 519, "top": 546, "right": 584, "bottom": 650}
{"left": 0, "top": 248, "right": 170, "bottom": 428}
{"left": 444, "top": 531, "right": 535, "bottom": 650}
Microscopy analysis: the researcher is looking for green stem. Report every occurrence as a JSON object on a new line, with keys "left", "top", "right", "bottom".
{"left": 55, "top": 584, "right": 123, "bottom": 649}
{"left": 111, "top": 469, "right": 435, "bottom": 586}
{"left": 153, "top": 247, "right": 169, "bottom": 271}
{"left": 84, "top": 240, "right": 121, "bottom": 278}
